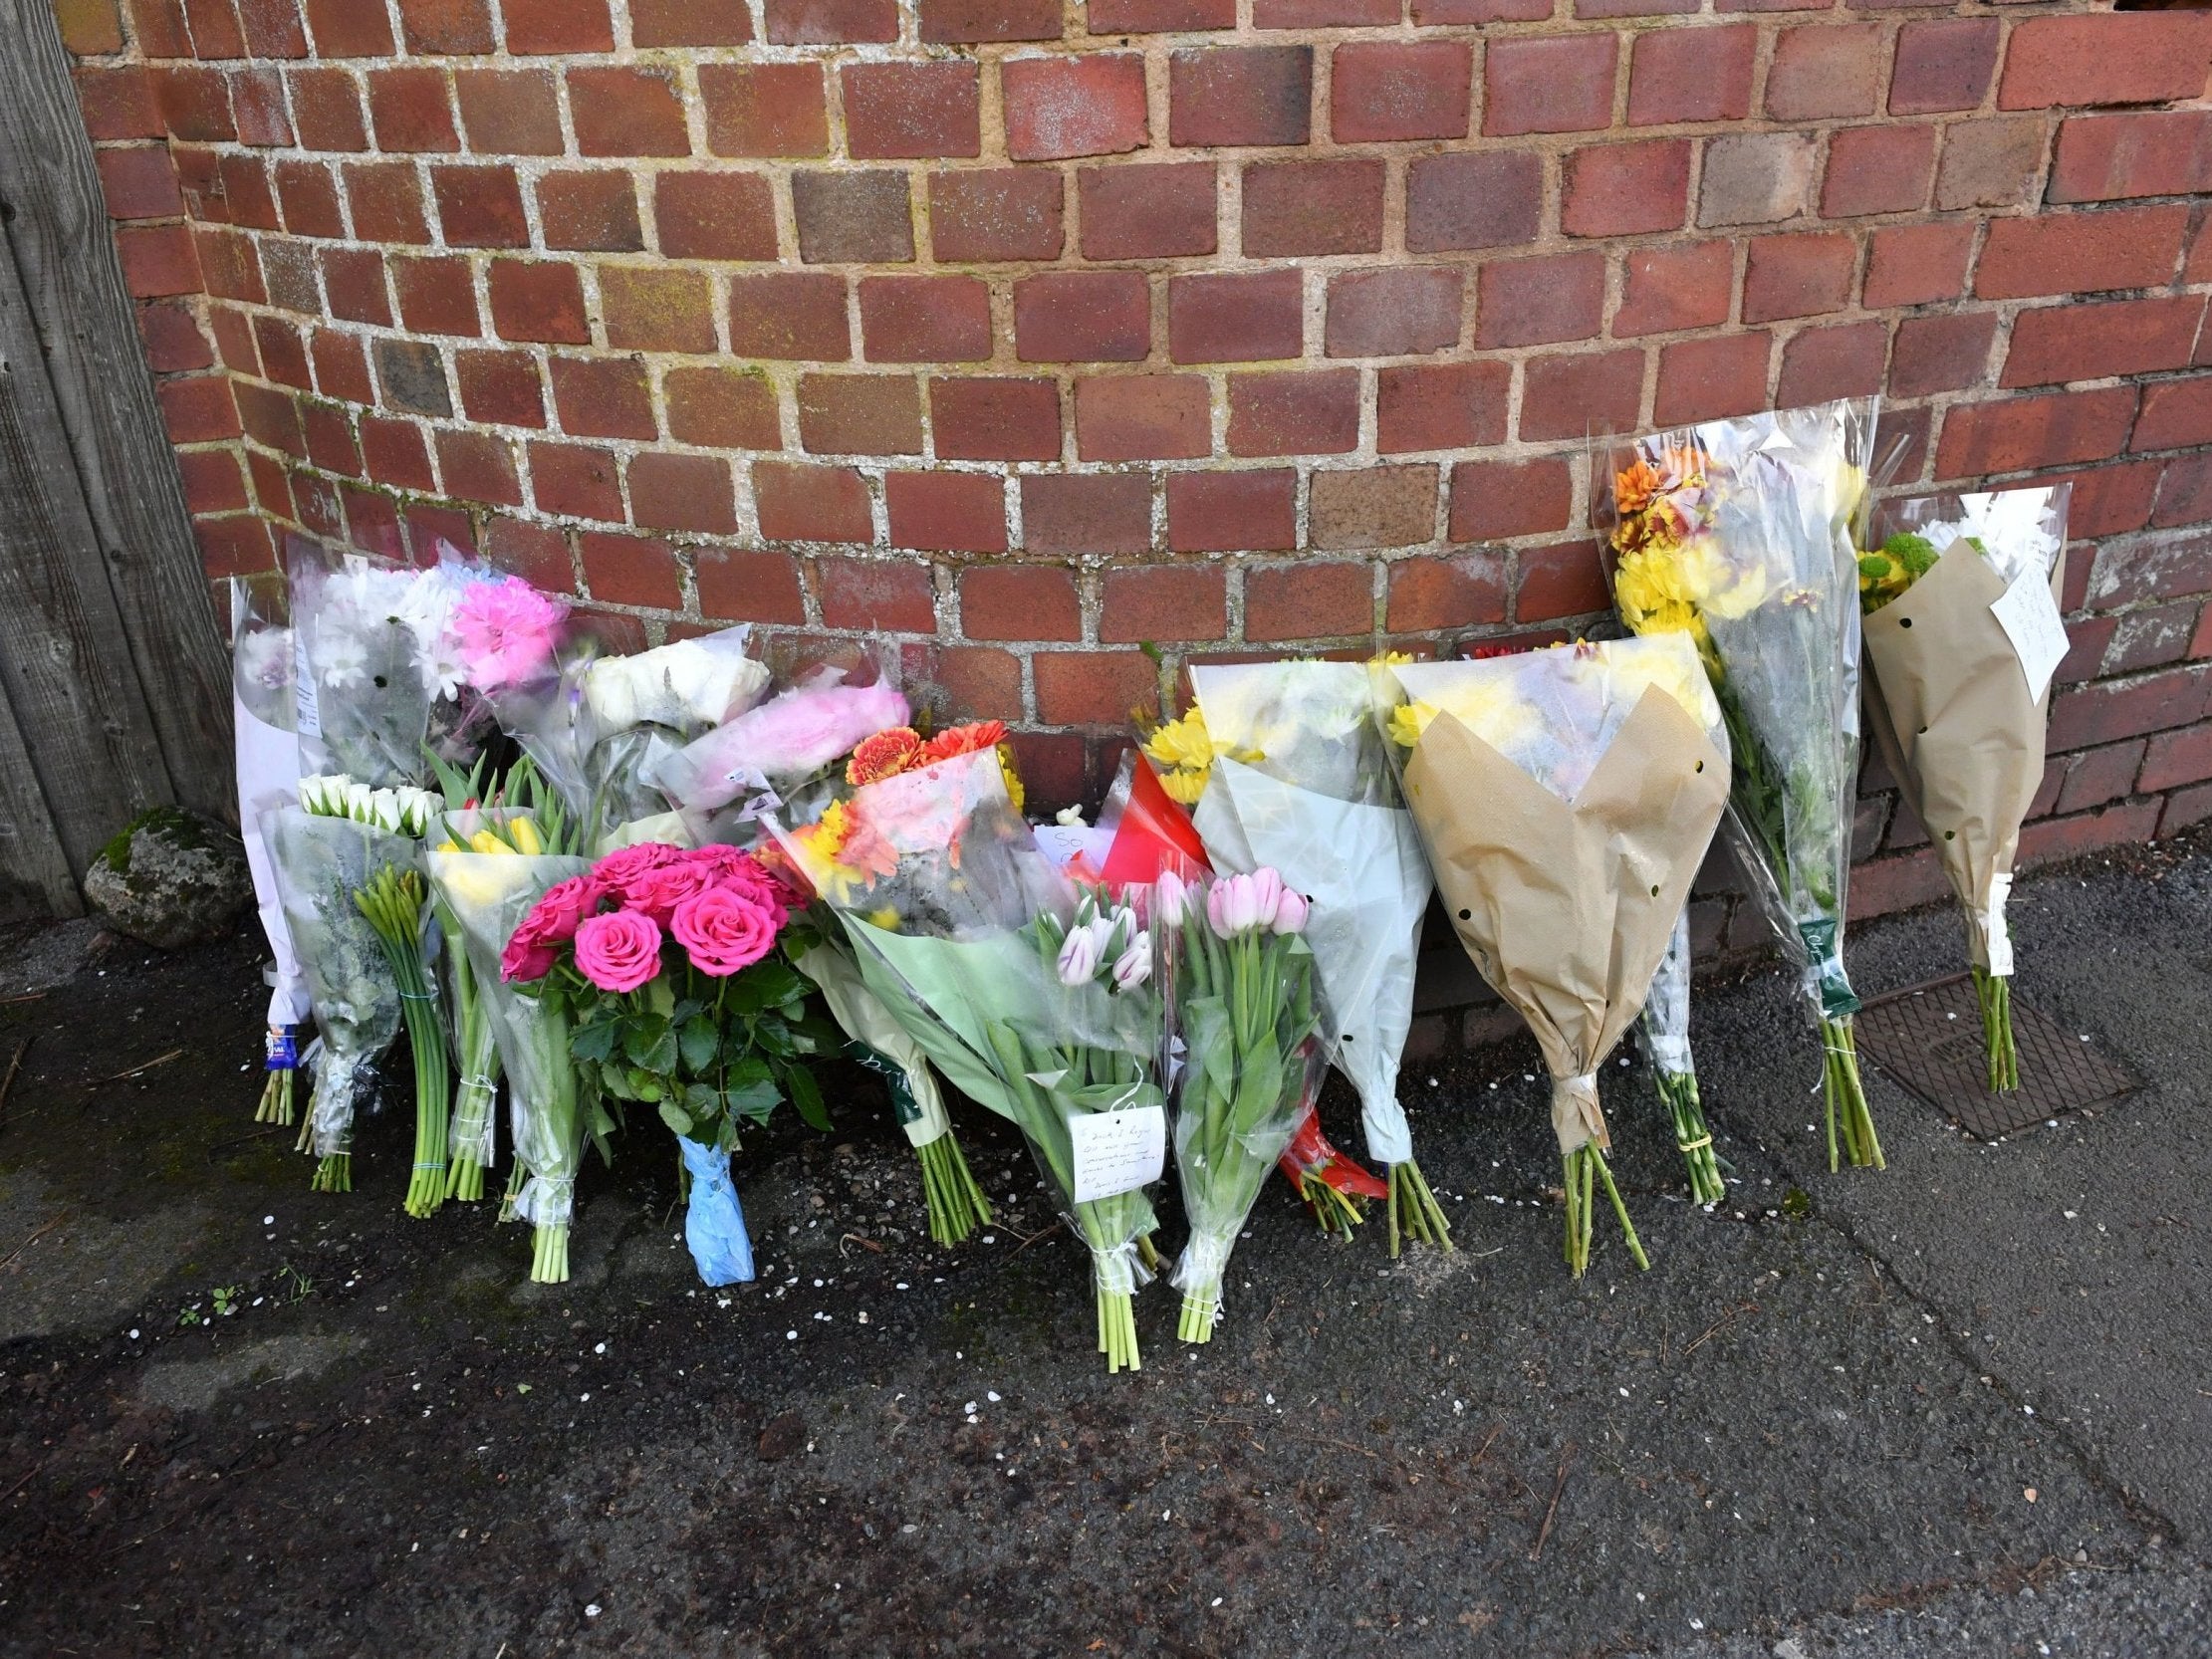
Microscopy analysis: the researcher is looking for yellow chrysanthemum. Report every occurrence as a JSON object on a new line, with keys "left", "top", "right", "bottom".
{"left": 1143, "top": 707, "right": 1232, "bottom": 803}
{"left": 1158, "top": 767, "right": 1207, "bottom": 806}
{"left": 996, "top": 744, "right": 1026, "bottom": 816}
{"left": 1397, "top": 677, "right": 1540, "bottom": 756}
{"left": 1387, "top": 702, "right": 1428, "bottom": 749}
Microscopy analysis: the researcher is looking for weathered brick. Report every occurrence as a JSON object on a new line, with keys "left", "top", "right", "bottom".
{"left": 1243, "top": 159, "right": 1383, "bottom": 258}
{"left": 1743, "top": 233, "right": 1856, "bottom": 323}
{"left": 1889, "top": 19, "right": 2000, "bottom": 117}
{"left": 1520, "top": 348, "right": 1644, "bottom": 441}
{"left": 304, "top": 0, "right": 392, "bottom": 54}
{"left": 632, "top": 0, "right": 753, "bottom": 44}
{"left": 887, "top": 472, "right": 1007, "bottom": 552}
{"left": 1092, "top": 0, "right": 1231, "bottom": 31}
{"left": 1863, "top": 221, "right": 1974, "bottom": 309}
{"left": 1246, "top": 562, "right": 1371, "bottom": 640}
{"left": 664, "top": 366, "right": 779, "bottom": 450}
{"left": 727, "top": 273, "right": 851, "bottom": 360}
{"left": 1167, "top": 470, "right": 1296, "bottom": 552}
{"left": 629, "top": 453, "right": 736, "bottom": 535}
{"left": 860, "top": 275, "right": 992, "bottom": 363}
{"left": 930, "top": 645, "right": 1025, "bottom": 721}
{"left": 1614, "top": 240, "right": 1733, "bottom": 338}
{"left": 1169, "top": 45, "right": 1312, "bottom": 148}
{"left": 1999, "top": 15, "right": 2212, "bottom": 113}
{"left": 1003, "top": 54, "right": 1148, "bottom": 161}
{"left": 1889, "top": 312, "right": 1996, "bottom": 398}
{"left": 1766, "top": 24, "right": 1882, "bottom": 121}
{"left": 320, "top": 245, "right": 390, "bottom": 324}
{"left": 274, "top": 160, "right": 344, "bottom": 237}
{"left": 1075, "top": 375, "right": 1210, "bottom": 461}
{"left": 1474, "top": 252, "right": 1604, "bottom": 350}
{"left": 537, "top": 170, "right": 644, "bottom": 252}
{"left": 918, "top": 0, "right": 1058, "bottom": 41}
{"left": 764, "top": 0, "right": 893, "bottom": 43}
{"left": 1331, "top": 41, "right": 1471, "bottom": 143}
{"left": 1485, "top": 35, "right": 1616, "bottom": 137}
{"left": 1022, "top": 473, "right": 1150, "bottom": 555}
{"left": 1312, "top": 466, "right": 1437, "bottom": 551}
{"left": 2141, "top": 723, "right": 2212, "bottom": 795}
{"left": 530, "top": 441, "right": 623, "bottom": 521}
{"left": 580, "top": 533, "right": 682, "bottom": 610}
{"left": 344, "top": 160, "right": 430, "bottom": 243}
{"left": 1823, "top": 124, "right": 1935, "bottom": 218}
{"left": 1404, "top": 152, "right": 1543, "bottom": 253}
{"left": 2049, "top": 664, "right": 2212, "bottom": 753}
{"left": 1227, "top": 368, "right": 1358, "bottom": 456}
{"left": 602, "top": 266, "right": 717, "bottom": 354}
{"left": 754, "top": 461, "right": 873, "bottom": 544}
{"left": 1325, "top": 268, "right": 1462, "bottom": 358}
{"left": 569, "top": 67, "right": 689, "bottom": 158}
{"left": 1976, "top": 206, "right": 2189, "bottom": 301}
{"left": 2133, "top": 377, "right": 2212, "bottom": 455}
{"left": 797, "top": 374, "right": 923, "bottom": 455}
{"left": 1376, "top": 360, "right": 1510, "bottom": 453}
{"left": 1562, "top": 140, "right": 1690, "bottom": 238}
{"left": 431, "top": 163, "right": 528, "bottom": 247}
{"left": 1627, "top": 26, "right": 1754, "bottom": 125}
{"left": 656, "top": 171, "right": 780, "bottom": 262}
{"left": 550, "top": 356, "right": 655, "bottom": 441}
{"left": 2004, "top": 297, "right": 2205, "bottom": 389}
{"left": 1698, "top": 132, "right": 1816, "bottom": 227}
{"left": 1517, "top": 541, "right": 1610, "bottom": 623}
{"left": 1386, "top": 553, "right": 1508, "bottom": 633}
{"left": 1654, "top": 333, "right": 1772, "bottom": 425}
{"left": 1033, "top": 651, "right": 1159, "bottom": 727}
{"left": 935, "top": 376, "right": 1063, "bottom": 461}
{"left": 456, "top": 348, "right": 545, "bottom": 425}
{"left": 2051, "top": 114, "right": 2212, "bottom": 207}
{"left": 1014, "top": 271, "right": 1150, "bottom": 363}
{"left": 1252, "top": 0, "right": 1389, "bottom": 25}
{"left": 700, "top": 65, "right": 829, "bottom": 158}
{"left": 368, "top": 67, "right": 458, "bottom": 153}
{"left": 453, "top": 69, "right": 561, "bottom": 154}
{"left": 1933, "top": 387, "right": 2140, "bottom": 480}
{"left": 2155, "top": 456, "right": 2212, "bottom": 531}
{"left": 287, "top": 68, "right": 367, "bottom": 150}
{"left": 502, "top": 0, "right": 614, "bottom": 53}
{"left": 1079, "top": 163, "right": 1216, "bottom": 261}
{"left": 844, "top": 63, "right": 981, "bottom": 159}
{"left": 1777, "top": 320, "right": 1886, "bottom": 407}
{"left": 961, "top": 566, "right": 1082, "bottom": 642}
{"left": 930, "top": 169, "right": 1064, "bottom": 262}
{"left": 1447, "top": 457, "right": 1570, "bottom": 544}
{"left": 1100, "top": 565, "right": 1227, "bottom": 643}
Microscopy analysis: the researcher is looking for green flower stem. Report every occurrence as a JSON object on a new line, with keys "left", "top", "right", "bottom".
{"left": 256, "top": 1066, "right": 294, "bottom": 1127}
{"left": 1563, "top": 1144, "right": 1649, "bottom": 1277}
{"left": 312, "top": 1153, "right": 351, "bottom": 1194}
{"left": 1974, "top": 967, "right": 2019, "bottom": 1092}
{"left": 1301, "top": 1172, "right": 1365, "bottom": 1240}
{"left": 357, "top": 867, "right": 449, "bottom": 1220}
{"left": 1657, "top": 1068, "right": 1726, "bottom": 1206}
{"left": 531, "top": 1222, "right": 569, "bottom": 1285}
{"left": 1821, "top": 1015, "right": 1885, "bottom": 1171}
{"left": 915, "top": 1133, "right": 993, "bottom": 1248}
{"left": 1386, "top": 1158, "right": 1451, "bottom": 1258}
{"left": 499, "top": 1155, "right": 526, "bottom": 1222}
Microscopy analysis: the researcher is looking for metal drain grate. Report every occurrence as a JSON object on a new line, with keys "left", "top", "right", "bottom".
{"left": 1854, "top": 974, "right": 2137, "bottom": 1140}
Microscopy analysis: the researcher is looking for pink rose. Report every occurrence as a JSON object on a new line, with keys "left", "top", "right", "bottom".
{"left": 623, "top": 858, "right": 718, "bottom": 922}
{"left": 594, "top": 841, "right": 687, "bottom": 909}
{"left": 669, "top": 886, "right": 780, "bottom": 977}
{"left": 691, "top": 844, "right": 794, "bottom": 926}
{"left": 500, "top": 874, "right": 606, "bottom": 982}
{"left": 573, "top": 909, "right": 665, "bottom": 993}
{"left": 500, "top": 934, "right": 560, "bottom": 985}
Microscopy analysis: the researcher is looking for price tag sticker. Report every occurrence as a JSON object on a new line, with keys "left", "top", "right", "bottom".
{"left": 1068, "top": 1104, "right": 1166, "bottom": 1203}
{"left": 292, "top": 639, "right": 322, "bottom": 740}
{"left": 1990, "top": 568, "right": 2070, "bottom": 705}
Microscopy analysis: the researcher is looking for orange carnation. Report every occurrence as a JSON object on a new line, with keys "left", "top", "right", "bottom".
{"left": 847, "top": 726, "right": 924, "bottom": 786}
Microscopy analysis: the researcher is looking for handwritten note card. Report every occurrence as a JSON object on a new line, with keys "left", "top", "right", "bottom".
{"left": 1990, "top": 568, "right": 2070, "bottom": 705}
{"left": 1069, "top": 1104, "right": 1166, "bottom": 1203}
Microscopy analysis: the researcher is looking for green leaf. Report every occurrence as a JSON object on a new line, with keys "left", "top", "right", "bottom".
{"left": 623, "top": 1014, "right": 677, "bottom": 1074}
{"left": 571, "top": 1019, "right": 618, "bottom": 1065}
{"left": 677, "top": 1014, "right": 719, "bottom": 1073}
{"left": 724, "top": 1077, "right": 783, "bottom": 1120}
{"left": 626, "top": 1065, "right": 663, "bottom": 1102}
{"left": 657, "top": 1101, "right": 694, "bottom": 1137}
{"left": 785, "top": 1063, "right": 830, "bottom": 1132}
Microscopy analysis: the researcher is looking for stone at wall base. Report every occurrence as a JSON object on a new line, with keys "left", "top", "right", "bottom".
{"left": 82, "top": 807, "right": 250, "bottom": 951}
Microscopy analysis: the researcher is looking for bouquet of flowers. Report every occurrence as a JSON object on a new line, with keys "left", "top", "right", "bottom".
{"left": 1150, "top": 661, "right": 1446, "bottom": 1255}
{"left": 1858, "top": 485, "right": 2073, "bottom": 1089}
{"left": 231, "top": 574, "right": 313, "bottom": 1126}
{"left": 289, "top": 543, "right": 465, "bottom": 788}
{"left": 1375, "top": 637, "right": 1730, "bottom": 1274}
{"left": 772, "top": 748, "right": 1168, "bottom": 1373}
{"left": 1157, "top": 867, "right": 1322, "bottom": 1341}
{"left": 1640, "top": 908, "right": 1724, "bottom": 1205}
{"left": 1605, "top": 397, "right": 1888, "bottom": 1172}
{"left": 501, "top": 840, "right": 831, "bottom": 1287}
{"left": 268, "top": 777, "right": 438, "bottom": 1191}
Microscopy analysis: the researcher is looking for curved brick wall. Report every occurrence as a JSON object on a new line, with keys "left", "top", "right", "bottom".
{"left": 50, "top": 0, "right": 2212, "bottom": 1005}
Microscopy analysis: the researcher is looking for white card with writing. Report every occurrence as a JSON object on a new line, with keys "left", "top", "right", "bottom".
{"left": 1068, "top": 1104, "right": 1166, "bottom": 1203}
{"left": 1989, "top": 568, "right": 2070, "bottom": 705}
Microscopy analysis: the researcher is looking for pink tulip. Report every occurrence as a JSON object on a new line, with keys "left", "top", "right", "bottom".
{"left": 1273, "top": 887, "right": 1310, "bottom": 935}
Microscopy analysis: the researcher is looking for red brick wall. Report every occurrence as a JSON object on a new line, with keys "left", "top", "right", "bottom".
{"left": 50, "top": 0, "right": 2212, "bottom": 1003}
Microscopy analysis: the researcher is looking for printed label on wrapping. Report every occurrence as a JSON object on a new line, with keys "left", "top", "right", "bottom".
{"left": 1796, "top": 919, "right": 1861, "bottom": 1018}
{"left": 291, "top": 644, "right": 321, "bottom": 740}
{"left": 847, "top": 1041, "right": 922, "bottom": 1127}
{"left": 1069, "top": 1104, "right": 1166, "bottom": 1203}
{"left": 1990, "top": 567, "right": 2070, "bottom": 705}
{"left": 264, "top": 1028, "right": 298, "bottom": 1070}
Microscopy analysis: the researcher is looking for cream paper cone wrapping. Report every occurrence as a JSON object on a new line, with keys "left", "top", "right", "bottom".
{"left": 1402, "top": 688, "right": 1728, "bottom": 1154}
{"left": 1862, "top": 545, "right": 2066, "bottom": 975}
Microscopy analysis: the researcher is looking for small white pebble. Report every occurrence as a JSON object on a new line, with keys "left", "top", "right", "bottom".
{"left": 594, "top": 1342, "right": 606, "bottom": 1355}
{"left": 585, "top": 1604, "right": 602, "bottom": 1618}
{"left": 262, "top": 1215, "right": 275, "bottom": 1226}
{"left": 127, "top": 1328, "right": 140, "bottom": 1340}
{"left": 986, "top": 1390, "right": 1001, "bottom": 1402}
{"left": 786, "top": 1330, "right": 797, "bottom": 1341}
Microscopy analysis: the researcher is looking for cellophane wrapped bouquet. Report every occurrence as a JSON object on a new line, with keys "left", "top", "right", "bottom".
{"left": 267, "top": 778, "right": 438, "bottom": 1191}
{"left": 290, "top": 542, "right": 470, "bottom": 788}
{"left": 1858, "top": 485, "right": 2072, "bottom": 1089}
{"left": 1157, "top": 867, "right": 1322, "bottom": 1341}
{"left": 772, "top": 747, "right": 1169, "bottom": 1374}
{"left": 1640, "top": 908, "right": 1725, "bottom": 1205}
{"left": 1148, "top": 660, "right": 1446, "bottom": 1255}
{"left": 1605, "top": 397, "right": 1889, "bottom": 1172}
{"left": 1375, "top": 638, "right": 1729, "bottom": 1274}
{"left": 231, "top": 573, "right": 313, "bottom": 1127}
{"left": 501, "top": 840, "right": 830, "bottom": 1287}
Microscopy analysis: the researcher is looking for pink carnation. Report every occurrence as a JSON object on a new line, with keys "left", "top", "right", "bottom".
{"left": 669, "top": 886, "right": 780, "bottom": 977}
{"left": 500, "top": 873, "right": 605, "bottom": 982}
{"left": 452, "top": 577, "right": 565, "bottom": 691}
{"left": 573, "top": 909, "right": 665, "bottom": 994}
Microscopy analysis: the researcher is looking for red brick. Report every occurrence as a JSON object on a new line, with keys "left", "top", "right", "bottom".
{"left": 373, "top": 339, "right": 452, "bottom": 415}
{"left": 1377, "top": 360, "right": 1511, "bottom": 453}
{"left": 1627, "top": 26, "right": 1754, "bottom": 125}
{"left": 1100, "top": 565, "right": 1226, "bottom": 642}
{"left": 319, "top": 246, "right": 390, "bottom": 324}
{"left": 1078, "top": 163, "right": 1216, "bottom": 261}
{"left": 368, "top": 67, "right": 457, "bottom": 152}
{"left": 2005, "top": 297, "right": 2205, "bottom": 389}
{"left": 1092, "top": 0, "right": 1231, "bottom": 30}
{"left": 1777, "top": 320, "right": 1887, "bottom": 406}
{"left": 549, "top": 356, "right": 654, "bottom": 440}
{"left": 234, "top": 382, "right": 303, "bottom": 455}
{"left": 929, "top": 646, "right": 1025, "bottom": 721}
{"left": 537, "top": 169, "right": 643, "bottom": 252}
{"left": 1654, "top": 333, "right": 1772, "bottom": 424}
{"left": 1331, "top": 41, "right": 1471, "bottom": 143}
{"left": 858, "top": 276, "right": 992, "bottom": 363}
{"left": 457, "top": 348, "right": 545, "bottom": 425}
{"left": 56, "top": 0, "right": 124, "bottom": 54}
{"left": 569, "top": 67, "right": 689, "bottom": 158}
{"left": 2141, "top": 724, "right": 2212, "bottom": 795}
{"left": 579, "top": 533, "right": 681, "bottom": 610}
{"left": 1976, "top": 206, "right": 2188, "bottom": 302}
{"left": 1889, "top": 312, "right": 1995, "bottom": 398}
{"left": 887, "top": 472, "right": 1006, "bottom": 552}
{"left": 1404, "top": 151, "right": 1544, "bottom": 253}
{"left": 96, "top": 147, "right": 182, "bottom": 221}
{"left": 1325, "top": 267, "right": 1462, "bottom": 358}
{"left": 754, "top": 461, "right": 873, "bottom": 544}
{"left": 1475, "top": 252, "right": 1604, "bottom": 350}
{"left": 1311, "top": 467, "right": 1436, "bottom": 551}
{"left": 631, "top": 0, "right": 751, "bottom": 43}
{"left": 629, "top": 453, "right": 735, "bottom": 535}
{"left": 1003, "top": 54, "right": 1147, "bottom": 162}
{"left": 1933, "top": 387, "right": 2140, "bottom": 480}
{"left": 2000, "top": 15, "right": 2212, "bottom": 113}
{"left": 1168, "top": 470, "right": 1295, "bottom": 552}
{"left": 386, "top": 256, "right": 475, "bottom": 338}
{"left": 1168, "top": 45, "right": 1311, "bottom": 148}
{"left": 1614, "top": 240, "right": 1733, "bottom": 338}
{"left": 178, "top": 449, "right": 248, "bottom": 516}
{"left": 1388, "top": 552, "right": 1509, "bottom": 633}
{"left": 1864, "top": 222, "right": 1973, "bottom": 310}
{"left": 1014, "top": 272, "right": 1150, "bottom": 363}
{"left": 1743, "top": 233, "right": 1856, "bottom": 323}
{"left": 701, "top": 65, "right": 829, "bottom": 158}
{"left": 453, "top": 68, "right": 562, "bottom": 154}
{"left": 159, "top": 376, "right": 240, "bottom": 445}
{"left": 961, "top": 566, "right": 1082, "bottom": 642}
{"left": 1246, "top": 563, "right": 1370, "bottom": 641}
{"left": 817, "top": 559, "right": 935, "bottom": 630}
{"left": 361, "top": 414, "right": 436, "bottom": 492}
{"left": 1485, "top": 34, "right": 1616, "bottom": 136}
{"left": 2133, "top": 377, "right": 2212, "bottom": 454}
{"left": 1021, "top": 473, "right": 1150, "bottom": 555}
{"left": 218, "top": 153, "right": 280, "bottom": 229}
{"left": 253, "top": 316, "right": 310, "bottom": 388}
{"left": 844, "top": 63, "right": 981, "bottom": 159}
{"left": 2049, "top": 663, "right": 2212, "bottom": 753}
{"left": 930, "top": 169, "right": 1064, "bottom": 262}
{"left": 1766, "top": 24, "right": 1882, "bottom": 120}
{"left": 139, "top": 303, "right": 213, "bottom": 374}
{"left": 1243, "top": 159, "right": 1383, "bottom": 257}
{"left": 1520, "top": 348, "right": 1644, "bottom": 442}
{"left": 231, "top": 67, "right": 294, "bottom": 147}
{"left": 209, "top": 306, "right": 261, "bottom": 372}
{"left": 196, "top": 227, "right": 266, "bottom": 303}
{"left": 653, "top": 171, "right": 778, "bottom": 263}
{"left": 1228, "top": 368, "right": 1358, "bottom": 457}
{"left": 1518, "top": 540, "right": 1609, "bottom": 623}
{"left": 692, "top": 551, "right": 803, "bottom": 629}
{"left": 1075, "top": 375, "right": 1208, "bottom": 461}
{"left": 1889, "top": 19, "right": 2000, "bottom": 117}
{"left": 502, "top": 0, "right": 614, "bottom": 52}
{"left": 599, "top": 267, "right": 713, "bottom": 354}
{"left": 155, "top": 67, "right": 233, "bottom": 141}
{"left": 76, "top": 68, "right": 163, "bottom": 143}
{"left": 764, "top": 0, "right": 894, "bottom": 42}
{"left": 304, "top": 0, "right": 392, "bottom": 54}
{"left": 2086, "top": 532, "right": 2212, "bottom": 608}
{"left": 344, "top": 160, "right": 430, "bottom": 243}
{"left": 664, "top": 367, "right": 779, "bottom": 450}
{"left": 287, "top": 68, "right": 366, "bottom": 151}
{"left": 918, "top": 0, "right": 1058, "bottom": 41}
{"left": 1034, "top": 651, "right": 1159, "bottom": 727}
{"left": 728, "top": 273, "right": 851, "bottom": 360}
{"left": 432, "top": 163, "right": 527, "bottom": 247}
{"left": 797, "top": 374, "right": 922, "bottom": 455}
{"left": 1562, "top": 140, "right": 1690, "bottom": 238}
{"left": 934, "top": 377, "right": 1064, "bottom": 461}
{"left": 435, "top": 429, "right": 522, "bottom": 506}
{"left": 399, "top": 0, "right": 494, "bottom": 52}
{"left": 792, "top": 170, "right": 914, "bottom": 263}
{"left": 1167, "top": 270, "right": 1302, "bottom": 364}
{"left": 1447, "top": 457, "right": 1571, "bottom": 544}
{"left": 274, "top": 159, "right": 343, "bottom": 238}
{"left": 1822, "top": 124, "right": 1935, "bottom": 218}
{"left": 2154, "top": 456, "right": 2212, "bottom": 530}
{"left": 2051, "top": 114, "right": 2212, "bottom": 207}
{"left": 485, "top": 259, "right": 587, "bottom": 345}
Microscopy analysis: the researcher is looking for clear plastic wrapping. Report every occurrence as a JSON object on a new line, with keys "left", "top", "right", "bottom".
{"left": 289, "top": 541, "right": 457, "bottom": 788}
{"left": 232, "top": 574, "right": 312, "bottom": 1033}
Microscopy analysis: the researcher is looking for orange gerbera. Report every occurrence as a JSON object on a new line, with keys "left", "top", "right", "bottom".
{"left": 848, "top": 725, "right": 924, "bottom": 786}
{"left": 919, "top": 720, "right": 1007, "bottom": 764}
{"left": 1613, "top": 458, "right": 1664, "bottom": 518}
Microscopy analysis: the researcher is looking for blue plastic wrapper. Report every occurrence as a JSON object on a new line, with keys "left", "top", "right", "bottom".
{"left": 679, "top": 1136, "right": 756, "bottom": 1287}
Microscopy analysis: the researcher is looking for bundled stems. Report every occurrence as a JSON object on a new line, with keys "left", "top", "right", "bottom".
{"left": 915, "top": 1134, "right": 993, "bottom": 1249}
{"left": 500, "top": 1155, "right": 526, "bottom": 1221}
{"left": 312, "top": 1152, "right": 351, "bottom": 1193}
{"left": 256, "top": 1066, "right": 294, "bottom": 1126}
{"left": 1974, "top": 967, "right": 2019, "bottom": 1093}
{"left": 532, "top": 1221, "right": 569, "bottom": 1285}
{"left": 1563, "top": 1144, "right": 1648, "bottom": 1277}
{"left": 1386, "top": 1159, "right": 1452, "bottom": 1259}
{"left": 1656, "top": 1069, "right": 1726, "bottom": 1206}
{"left": 1302, "top": 1173, "right": 1365, "bottom": 1240}
{"left": 357, "top": 867, "right": 450, "bottom": 1219}
{"left": 1821, "top": 1015, "right": 1884, "bottom": 1171}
